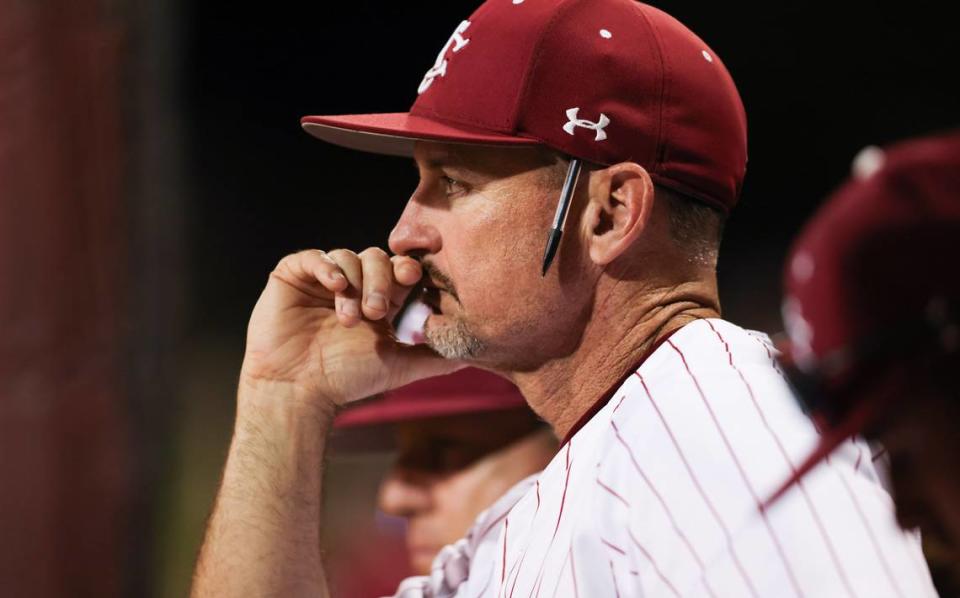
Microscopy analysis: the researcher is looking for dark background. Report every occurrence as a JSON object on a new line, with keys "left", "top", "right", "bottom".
{"left": 183, "top": 0, "right": 958, "bottom": 337}
{"left": 1, "top": 0, "right": 956, "bottom": 596}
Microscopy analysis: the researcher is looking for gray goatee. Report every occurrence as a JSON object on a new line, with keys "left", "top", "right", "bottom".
{"left": 424, "top": 316, "right": 486, "bottom": 360}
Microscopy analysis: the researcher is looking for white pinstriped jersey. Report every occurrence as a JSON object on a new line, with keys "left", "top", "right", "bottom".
{"left": 390, "top": 319, "right": 936, "bottom": 597}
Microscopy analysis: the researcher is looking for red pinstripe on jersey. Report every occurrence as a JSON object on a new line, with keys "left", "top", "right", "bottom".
{"left": 601, "top": 538, "right": 626, "bottom": 555}
{"left": 389, "top": 319, "right": 936, "bottom": 598}
{"left": 627, "top": 527, "right": 681, "bottom": 597}
{"left": 560, "top": 331, "right": 682, "bottom": 445}
{"left": 636, "top": 370, "right": 763, "bottom": 597}
{"left": 734, "top": 328, "right": 859, "bottom": 597}
{"left": 505, "top": 481, "right": 543, "bottom": 598}
{"left": 864, "top": 485, "right": 931, "bottom": 588}
{"left": 872, "top": 446, "right": 887, "bottom": 462}
{"left": 553, "top": 443, "right": 572, "bottom": 534}
{"left": 477, "top": 510, "right": 510, "bottom": 543}
{"left": 501, "top": 518, "right": 508, "bottom": 585}
{"left": 596, "top": 477, "right": 629, "bottom": 508}
{"left": 854, "top": 445, "right": 864, "bottom": 472}
{"left": 668, "top": 338, "right": 802, "bottom": 597}
{"left": 609, "top": 559, "right": 622, "bottom": 598}
{"left": 831, "top": 463, "right": 904, "bottom": 597}
{"left": 526, "top": 443, "right": 573, "bottom": 598}
{"left": 610, "top": 419, "right": 708, "bottom": 571}
{"left": 613, "top": 394, "right": 627, "bottom": 413}
{"left": 546, "top": 545, "right": 572, "bottom": 598}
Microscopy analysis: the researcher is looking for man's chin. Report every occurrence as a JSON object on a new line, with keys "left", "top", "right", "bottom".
{"left": 422, "top": 314, "right": 486, "bottom": 360}
{"left": 409, "top": 552, "right": 436, "bottom": 577}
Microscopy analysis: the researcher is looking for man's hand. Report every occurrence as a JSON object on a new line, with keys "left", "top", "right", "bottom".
{"left": 192, "top": 248, "right": 462, "bottom": 598}
{"left": 241, "top": 248, "right": 462, "bottom": 410}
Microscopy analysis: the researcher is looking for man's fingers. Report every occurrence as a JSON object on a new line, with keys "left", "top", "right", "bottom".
{"left": 386, "top": 255, "right": 423, "bottom": 321}
{"left": 391, "top": 344, "right": 467, "bottom": 388}
{"left": 326, "top": 249, "right": 363, "bottom": 326}
{"left": 358, "top": 248, "right": 394, "bottom": 321}
{"left": 304, "top": 250, "right": 349, "bottom": 291}
{"left": 273, "top": 250, "right": 347, "bottom": 296}
{"left": 279, "top": 249, "right": 422, "bottom": 326}
{"left": 392, "top": 255, "right": 422, "bottom": 287}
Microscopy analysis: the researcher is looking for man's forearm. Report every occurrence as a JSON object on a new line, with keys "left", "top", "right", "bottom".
{"left": 192, "top": 381, "right": 335, "bottom": 598}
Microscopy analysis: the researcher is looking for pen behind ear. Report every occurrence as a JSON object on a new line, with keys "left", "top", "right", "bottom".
{"left": 541, "top": 158, "right": 583, "bottom": 276}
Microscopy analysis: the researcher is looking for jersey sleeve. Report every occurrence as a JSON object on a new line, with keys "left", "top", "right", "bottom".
{"left": 382, "top": 475, "right": 538, "bottom": 598}
{"left": 591, "top": 322, "right": 937, "bottom": 597}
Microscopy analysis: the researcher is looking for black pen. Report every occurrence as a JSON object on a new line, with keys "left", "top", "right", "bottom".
{"left": 541, "top": 157, "right": 582, "bottom": 276}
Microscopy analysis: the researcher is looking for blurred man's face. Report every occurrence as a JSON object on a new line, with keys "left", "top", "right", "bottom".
{"left": 377, "top": 409, "right": 556, "bottom": 574}
{"left": 870, "top": 387, "right": 960, "bottom": 551}
{"left": 387, "top": 142, "right": 595, "bottom": 371}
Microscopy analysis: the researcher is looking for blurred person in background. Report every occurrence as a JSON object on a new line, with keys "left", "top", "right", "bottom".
{"left": 330, "top": 303, "right": 557, "bottom": 587}
{"left": 767, "top": 130, "right": 960, "bottom": 590}
{"left": 334, "top": 366, "right": 557, "bottom": 578}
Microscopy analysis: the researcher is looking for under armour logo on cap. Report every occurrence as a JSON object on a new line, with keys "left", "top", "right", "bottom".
{"left": 562, "top": 107, "right": 610, "bottom": 142}
{"left": 302, "top": 0, "right": 748, "bottom": 212}
{"left": 418, "top": 20, "right": 471, "bottom": 94}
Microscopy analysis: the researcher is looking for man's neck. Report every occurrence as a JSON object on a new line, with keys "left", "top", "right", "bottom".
{"left": 514, "top": 280, "right": 720, "bottom": 440}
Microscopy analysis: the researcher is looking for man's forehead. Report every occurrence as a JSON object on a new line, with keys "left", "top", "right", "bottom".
{"left": 413, "top": 140, "right": 559, "bottom": 173}
{"left": 413, "top": 146, "right": 473, "bottom": 174}
{"left": 413, "top": 141, "right": 466, "bottom": 165}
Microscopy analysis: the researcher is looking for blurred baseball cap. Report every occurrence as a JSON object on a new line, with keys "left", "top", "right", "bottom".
{"left": 301, "top": 0, "right": 747, "bottom": 212}
{"left": 335, "top": 367, "right": 528, "bottom": 428}
{"left": 764, "top": 130, "right": 960, "bottom": 507}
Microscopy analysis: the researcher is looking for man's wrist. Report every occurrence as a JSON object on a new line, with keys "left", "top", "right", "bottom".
{"left": 237, "top": 375, "right": 339, "bottom": 426}
{"left": 227, "top": 377, "right": 335, "bottom": 507}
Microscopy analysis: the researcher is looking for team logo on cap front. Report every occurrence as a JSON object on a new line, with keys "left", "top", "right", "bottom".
{"left": 563, "top": 107, "right": 610, "bottom": 141}
{"left": 417, "top": 20, "right": 471, "bottom": 94}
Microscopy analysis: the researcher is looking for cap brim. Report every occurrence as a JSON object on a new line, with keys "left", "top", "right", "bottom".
{"left": 335, "top": 367, "right": 529, "bottom": 429}
{"left": 335, "top": 393, "right": 529, "bottom": 428}
{"left": 301, "top": 112, "right": 540, "bottom": 157}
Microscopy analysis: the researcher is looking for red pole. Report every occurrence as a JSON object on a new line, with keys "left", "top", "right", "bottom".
{"left": 0, "top": 1, "right": 131, "bottom": 595}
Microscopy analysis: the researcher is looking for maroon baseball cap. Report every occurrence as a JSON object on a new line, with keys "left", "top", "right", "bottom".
{"left": 335, "top": 367, "right": 528, "bottom": 428}
{"left": 302, "top": 0, "right": 747, "bottom": 212}
{"left": 764, "top": 130, "right": 960, "bottom": 507}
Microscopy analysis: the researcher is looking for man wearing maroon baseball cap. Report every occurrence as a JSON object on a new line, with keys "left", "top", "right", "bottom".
{"left": 333, "top": 368, "right": 556, "bottom": 579}
{"left": 766, "top": 131, "right": 960, "bottom": 552}
{"left": 193, "top": 1, "right": 934, "bottom": 596}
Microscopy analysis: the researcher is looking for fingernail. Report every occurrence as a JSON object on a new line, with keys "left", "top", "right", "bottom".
{"left": 400, "top": 264, "right": 418, "bottom": 278}
{"left": 330, "top": 272, "right": 346, "bottom": 283}
{"left": 366, "top": 293, "right": 388, "bottom": 312}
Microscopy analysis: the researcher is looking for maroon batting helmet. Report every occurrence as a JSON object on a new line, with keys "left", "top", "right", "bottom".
{"left": 765, "top": 130, "right": 960, "bottom": 507}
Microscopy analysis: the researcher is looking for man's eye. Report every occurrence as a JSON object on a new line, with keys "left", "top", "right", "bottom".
{"left": 441, "top": 175, "right": 467, "bottom": 196}
{"left": 438, "top": 446, "right": 482, "bottom": 472}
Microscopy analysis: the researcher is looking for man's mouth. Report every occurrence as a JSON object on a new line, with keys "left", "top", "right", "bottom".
{"left": 418, "top": 280, "right": 447, "bottom": 314}
{"left": 418, "top": 260, "right": 459, "bottom": 313}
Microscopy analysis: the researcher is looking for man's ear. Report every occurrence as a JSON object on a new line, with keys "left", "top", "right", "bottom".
{"left": 581, "top": 162, "right": 655, "bottom": 266}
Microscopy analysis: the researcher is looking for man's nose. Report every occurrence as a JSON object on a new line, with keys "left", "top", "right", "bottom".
{"left": 388, "top": 195, "right": 442, "bottom": 257}
{"left": 378, "top": 466, "right": 433, "bottom": 519}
